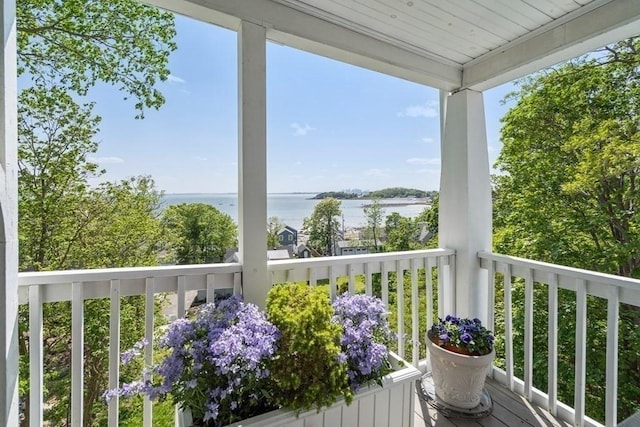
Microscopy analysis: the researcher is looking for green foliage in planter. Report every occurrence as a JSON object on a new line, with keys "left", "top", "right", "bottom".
{"left": 266, "top": 283, "right": 352, "bottom": 412}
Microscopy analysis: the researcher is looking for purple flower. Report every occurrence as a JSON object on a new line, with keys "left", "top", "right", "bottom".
{"left": 430, "top": 315, "right": 494, "bottom": 356}
{"left": 460, "top": 332, "right": 473, "bottom": 344}
{"left": 332, "top": 293, "right": 393, "bottom": 391}
{"left": 104, "top": 295, "right": 279, "bottom": 426}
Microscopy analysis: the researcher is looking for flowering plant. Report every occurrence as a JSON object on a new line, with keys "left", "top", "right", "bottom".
{"left": 428, "top": 315, "right": 494, "bottom": 356}
{"left": 104, "top": 296, "right": 279, "bottom": 426}
{"left": 106, "top": 289, "right": 394, "bottom": 427}
{"left": 332, "top": 293, "right": 394, "bottom": 390}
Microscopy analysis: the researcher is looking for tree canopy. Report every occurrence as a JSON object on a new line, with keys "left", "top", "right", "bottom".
{"left": 363, "top": 199, "right": 384, "bottom": 252}
{"left": 16, "top": 1, "right": 178, "bottom": 424}
{"left": 493, "top": 37, "right": 640, "bottom": 422}
{"left": 161, "top": 203, "right": 238, "bottom": 264}
{"left": 303, "top": 198, "right": 342, "bottom": 256}
{"left": 18, "top": 0, "right": 177, "bottom": 117}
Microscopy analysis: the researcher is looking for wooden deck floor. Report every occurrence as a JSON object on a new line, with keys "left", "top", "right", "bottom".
{"left": 414, "top": 378, "right": 571, "bottom": 427}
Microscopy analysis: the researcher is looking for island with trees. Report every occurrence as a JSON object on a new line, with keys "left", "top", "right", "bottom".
{"left": 311, "top": 187, "right": 437, "bottom": 200}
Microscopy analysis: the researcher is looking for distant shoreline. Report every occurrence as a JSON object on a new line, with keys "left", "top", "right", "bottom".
{"left": 362, "top": 201, "right": 429, "bottom": 208}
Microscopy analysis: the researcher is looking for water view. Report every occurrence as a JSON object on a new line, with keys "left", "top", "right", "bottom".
{"left": 161, "top": 193, "right": 429, "bottom": 230}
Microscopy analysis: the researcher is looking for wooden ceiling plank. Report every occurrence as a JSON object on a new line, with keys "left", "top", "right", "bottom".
{"left": 464, "top": 0, "right": 640, "bottom": 90}
{"left": 146, "top": 0, "right": 463, "bottom": 89}
{"left": 479, "top": 0, "right": 555, "bottom": 30}
{"left": 403, "top": 0, "right": 507, "bottom": 47}
{"left": 275, "top": 0, "right": 472, "bottom": 60}
{"left": 521, "top": 0, "right": 575, "bottom": 18}
{"left": 337, "top": 0, "right": 480, "bottom": 61}
{"left": 441, "top": 0, "right": 528, "bottom": 40}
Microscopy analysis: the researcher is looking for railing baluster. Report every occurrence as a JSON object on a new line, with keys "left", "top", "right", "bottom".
{"left": 28, "top": 285, "right": 43, "bottom": 427}
{"left": 177, "top": 275, "right": 186, "bottom": 318}
{"left": 108, "top": 279, "right": 121, "bottom": 427}
{"left": 206, "top": 274, "right": 215, "bottom": 303}
{"left": 486, "top": 260, "right": 495, "bottom": 379}
{"left": 381, "top": 262, "right": 389, "bottom": 308}
{"left": 605, "top": 285, "right": 619, "bottom": 427}
{"left": 411, "top": 258, "right": 419, "bottom": 367}
{"left": 524, "top": 268, "right": 533, "bottom": 401}
{"left": 234, "top": 272, "right": 242, "bottom": 296}
{"left": 329, "top": 265, "right": 336, "bottom": 300}
{"left": 71, "top": 282, "right": 84, "bottom": 427}
{"left": 309, "top": 268, "right": 317, "bottom": 287}
{"left": 425, "top": 258, "right": 434, "bottom": 359}
{"left": 504, "top": 263, "right": 514, "bottom": 391}
{"left": 548, "top": 273, "right": 558, "bottom": 416}
{"left": 574, "top": 278, "right": 587, "bottom": 426}
{"left": 396, "top": 260, "right": 404, "bottom": 360}
{"left": 143, "top": 278, "right": 155, "bottom": 427}
{"left": 347, "top": 263, "right": 355, "bottom": 294}
{"left": 364, "top": 263, "right": 372, "bottom": 296}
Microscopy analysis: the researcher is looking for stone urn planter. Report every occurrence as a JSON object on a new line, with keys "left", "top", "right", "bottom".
{"left": 426, "top": 333, "right": 494, "bottom": 409}
{"left": 179, "top": 352, "right": 422, "bottom": 427}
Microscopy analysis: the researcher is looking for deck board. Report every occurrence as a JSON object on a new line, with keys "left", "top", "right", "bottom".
{"left": 414, "top": 378, "right": 571, "bottom": 427}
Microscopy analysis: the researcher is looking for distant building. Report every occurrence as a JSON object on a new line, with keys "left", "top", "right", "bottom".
{"left": 297, "top": 243, "right": 311, "bottom": 258}
{"left": 417, "top": 222, "right": 434, "bottom": 244}
{"left": 334, "top": 240, "right": 382, "bottom": 256}
{"left": 267, "top": 249, "right": 291, "bottom": 260}
{"left": 224, "top": 247, "right": 292, "bottom": 262}
{"left": 277, "top": 225, "right": 298, "bottom": 250}
{"left": 223, "top": 248, "right": 239, "bottom": 263}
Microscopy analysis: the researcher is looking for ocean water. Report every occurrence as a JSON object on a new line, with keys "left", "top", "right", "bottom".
{"left": 161, "top": 193, "right": 428, "bottom": 230}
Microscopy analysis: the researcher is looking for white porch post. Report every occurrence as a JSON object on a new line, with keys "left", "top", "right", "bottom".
{"left": 438, "top": 89, "right": 491, "bottom": 321}
{"left": 238, "top": 20, "right": 268, "bottom": 308}
{"left": 0, "top": 0, "right": 19, "bottom": 424}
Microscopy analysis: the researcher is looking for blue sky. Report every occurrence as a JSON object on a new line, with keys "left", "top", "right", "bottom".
{"left": 88, "top": 14, "right": 515, "bottom": 194}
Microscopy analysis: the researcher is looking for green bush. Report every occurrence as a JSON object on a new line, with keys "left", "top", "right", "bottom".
{"left": 266, "top": 283, "right": 352, "bottom": 412}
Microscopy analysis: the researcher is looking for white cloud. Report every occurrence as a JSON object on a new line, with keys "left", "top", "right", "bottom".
{"left": 193, "top": 156, "right": 208, "bottom": 161}
{"left": 416, "top": 168, "right": 440, "bottom": 175}
{"left": 406, "top": 157, "right": 440, "bottom": 166}
{"left": 291, "top": 122, "right": 316, "bottom": 136}
{"left": 167, "top": 74, "right": 186, "bottom": 84}
{"left": 422, "top": 137, "right": 435, "bottom": 144}
{"left": 364, "top": 168, "right": 391, "bottom": 177}
{"left": 88, "top": 156, "right": 124, "bottom": 164}
{"left": 397, "top": 101, "right": 439, "bottom": 119}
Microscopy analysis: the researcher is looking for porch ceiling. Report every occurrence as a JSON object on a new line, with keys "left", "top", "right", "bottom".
{"left": 150, "top": 0, "right": 640, "bottom": 90}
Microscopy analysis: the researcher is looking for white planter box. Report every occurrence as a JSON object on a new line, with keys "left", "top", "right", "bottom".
{"left": 179, "top": 352, "right": 421, "bottom": 427}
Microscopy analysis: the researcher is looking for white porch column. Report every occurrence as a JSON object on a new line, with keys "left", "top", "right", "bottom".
{"left": 438, "top": 89, "right": 491, "bottom": 321}
{"left": 238, "top": 20, "right": 268, "bottom": 308}
{"left": 0, "top": 0, "right": 19, "bottom": 424}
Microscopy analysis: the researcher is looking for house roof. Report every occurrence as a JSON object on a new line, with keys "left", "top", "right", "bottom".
{"left": 152, "top": 0, "right": 640, "bottom": 91}
{"left": 267, "top": 249, "right": 291, "bottom": 260}
{"left": 336, "top": 239, "right": 381, "bottom": 248}
{"left": 278, "top": 227, "right": 295, "bottom": 235}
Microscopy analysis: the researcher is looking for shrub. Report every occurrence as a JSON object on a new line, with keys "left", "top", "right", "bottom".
{"left": 266, "top": 283, "right": 352, "bottom": 411}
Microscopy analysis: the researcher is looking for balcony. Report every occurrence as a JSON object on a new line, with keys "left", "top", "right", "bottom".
{"left": 18, "top": 249, "right": 639, "bottom": 426}
{"left": 3, "top": 1, "right": 640, "bottom": 425}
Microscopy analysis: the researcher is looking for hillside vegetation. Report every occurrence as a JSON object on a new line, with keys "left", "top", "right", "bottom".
{"left": 312, "top": 187, "right": 435, "bottom": 200}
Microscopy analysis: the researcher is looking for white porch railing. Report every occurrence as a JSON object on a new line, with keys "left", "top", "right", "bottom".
{"left": 19, "top": 263, "right": 242, "bottom": 427}
{"left": 18, "top": 248, "right": 455, "bottom": 427}
{"left": 268, "top": 248, "right": 456, "bottom": 365}
{"left": 24, "top": 249, "right": 636, "bottom": 427}
{"left": 479, "top": 251, "right": 640, "bottom": 427}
